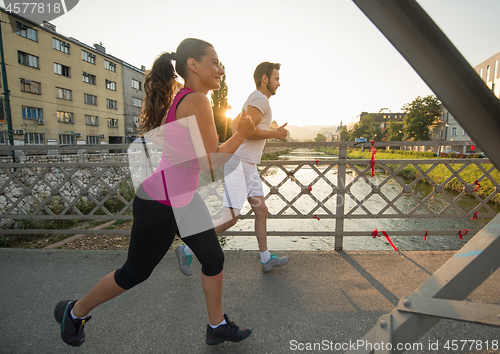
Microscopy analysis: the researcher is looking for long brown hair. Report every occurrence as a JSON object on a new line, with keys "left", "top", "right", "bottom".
{"left": 140, "top": 38, "right": 214, "bottom": 133}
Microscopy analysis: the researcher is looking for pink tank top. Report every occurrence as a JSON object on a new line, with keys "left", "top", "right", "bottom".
{"left": 141, "top": 88, "right": 200, "bottom": 207}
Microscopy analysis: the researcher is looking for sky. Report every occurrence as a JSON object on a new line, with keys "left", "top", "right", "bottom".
{"left": 30, "top": 0, "right": 500, "bottom": 127}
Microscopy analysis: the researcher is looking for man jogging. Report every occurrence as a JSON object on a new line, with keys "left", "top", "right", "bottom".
{"left": 178, "top": 62, "right": 289, "bottom": 274}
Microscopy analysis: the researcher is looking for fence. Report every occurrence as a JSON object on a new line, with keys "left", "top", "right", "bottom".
{"left": 0, "top": 141, "right": 498, "bottom": 250}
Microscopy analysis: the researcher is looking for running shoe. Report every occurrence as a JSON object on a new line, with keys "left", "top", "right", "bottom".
{"left": 206, "top": 314, "right": 252, "bottom": 345}
{"left": 54, "top": 300, "right": 91, "bottom": 347}
{"left": 175, "top": 245, "right": 193, "bottom": 276}
{"left": 261, "top": 254, "right": 290, "bottom": 272}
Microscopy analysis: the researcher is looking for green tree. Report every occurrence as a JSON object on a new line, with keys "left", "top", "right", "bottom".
{"left": 349, "top": 117, "right": 370, "bottom": 141}
{"left": 336, "top": 120, "right": 343, "bottom": 133}
{"left": 315, "top": 133, "right": 327, "bottom": 142}
{"left": 339, "top": 126, "right": 350, "bottom": 141}
{"left": 348, "top": 113, "right": 385, "bottom": 141}
{"left": 386, "top": 121, "right": 405, "bottom": 141}
{"left": 211, "top": 63, "right": 232, "bottom": 142}
{"left": 402, "top": 95, "right": 442, "bottom": 141}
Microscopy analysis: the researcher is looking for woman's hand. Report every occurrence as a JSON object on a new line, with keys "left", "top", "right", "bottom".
{"left": 236, "top": 110, "right": 256, "bottom": 139}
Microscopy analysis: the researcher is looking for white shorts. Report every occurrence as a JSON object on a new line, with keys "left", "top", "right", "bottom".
{"left": 222, "top": 157, "right": 264, "bottom": 209}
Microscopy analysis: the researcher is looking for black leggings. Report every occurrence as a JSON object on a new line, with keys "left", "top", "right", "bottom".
{"left": 114, "top": 191, "right": 224, "bottom": 290}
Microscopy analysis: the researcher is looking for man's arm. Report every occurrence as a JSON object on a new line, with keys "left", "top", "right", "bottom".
{"left": 231, "top": 106, "right": 288, "bottom": 140}
{"left": 246, "top": 124, "right": 288, "bottom": 140}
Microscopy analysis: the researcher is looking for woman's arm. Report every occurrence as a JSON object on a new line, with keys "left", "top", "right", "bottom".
{"left": 178, "top": 93, "right": 255, "bottom": 174}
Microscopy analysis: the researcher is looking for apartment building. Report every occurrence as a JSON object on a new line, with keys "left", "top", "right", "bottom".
{"left": 1, "top": 8, "right": 145, "bottom": 147}
{"left": 347, "top": 111, "right": 405, "bottom": 131}
{"left": 475, "top": 51, "right": 500, "bottom": 99}
{"left": 431, "top": 106, "right": 477, "bottom": 153}
{"left": 432, "top": 51, "right": 499, "bottom": 153}
{"left": 122, "top": 63, "right": 145, "bottom": 143}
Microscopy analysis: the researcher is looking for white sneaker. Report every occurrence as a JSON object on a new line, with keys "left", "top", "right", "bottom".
{"left": 261, "top": 254, "right": 289, "bottom": 272}
{"left": 175, "top": 245, "right": 193, "bottom": 276}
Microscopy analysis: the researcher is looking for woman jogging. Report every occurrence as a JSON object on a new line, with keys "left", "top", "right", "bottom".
{"left": 54, "top": 38, "right": 255, "bottom": 347}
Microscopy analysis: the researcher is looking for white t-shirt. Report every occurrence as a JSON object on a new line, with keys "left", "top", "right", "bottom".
{"left": 234, "top": 90, "right": 272, "bottom": 164}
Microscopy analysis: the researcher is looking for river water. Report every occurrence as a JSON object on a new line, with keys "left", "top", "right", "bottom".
{"left": 204, "top": 149, "right": 499, "bottom": 251}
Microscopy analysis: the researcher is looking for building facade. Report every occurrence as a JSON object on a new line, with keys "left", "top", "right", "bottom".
{"left": 347, "top": 111, "right": 405, "bottom": 132}
{"left": 1, "top": 9, "right": 145, "bottom": 147}
{"left": 475, "top": 51, "right": 500, "bottom": 99}
{"left": 431, "top": 106, "right": 476, "bottom": 153}
{"left": 121, "top": 63, "right": 145, "bottom": 143}
{"left": 432, "top": 51, "right": 499, "bottom": 153}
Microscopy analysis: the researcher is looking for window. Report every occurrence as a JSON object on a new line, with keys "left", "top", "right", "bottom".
{"left": 462, "top": 129, "right": 468, "bottom": 136}
{"left": 106, "top": 99, "right": 117, "bottom": 109}
{"left": 487, "top": 65, "right": 491, "bottom": 82}
{"left": 83, "top": 72, "right": 96, "bottom": 84}
{"left": 133, "top": 116, "right": 140, "bottom": 125}
{"left": 82, "top": 50, "right": 96, "bottom": 64}
{"left": 85, "top": 115, "right": 98, "bottom": 126}
{"left": 55, "top": 87, "right": 72, "bottom": 100}
{"left": 105, "top": 79, "right": 116, "bottom": 90}
{"left": 20, "top": 79, "right": 41, "bottom": 94}
{"left": 131, "top": 79, "right": 142, "bottom": 90}
{"left": 107, "top": 118, "right": 118, "bottom": 127}
{"left": 52, "top": 38, "right": 70, "bottom": 54}
{"left": 57, "top": 111, "right": 74, "bottom": 123}
{"left": 104, "top": 60, "right": 116, "bottom": 72}
{"left": 87, "top": 135, "right": 100, "bottom": 145}
{"left": 59, "top": 134, "right": 75, "bottom": 145}
{"left": 451, "top": 127, "right": 457, "bottom": 136}
{"left": 0, "top": 131, "right": 5, "bottom": 145}
{"left": 18, "top": 51, "right": 39, "bottom": 68}
{"left": 132, "top": 98, "right": 142, "bottom": 107}
{"left": 22, "top": 106, "right": 43, "bottom": 119}
{"left": 84, "top": 94, "right": 97, "bottom": 105}
{"left": 16, "top": 22, "right": 37, "bottom": 41}
{"left": 54, "top": 63, "right": 71, "bottom": 77}
{"left": 25, "top": 133, "right": 45, "bottom": 145}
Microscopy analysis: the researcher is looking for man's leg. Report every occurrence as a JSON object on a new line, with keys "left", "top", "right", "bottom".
{"left": 213, "top": 207, "right": 240, "bottom": 236}
{"left": 247, "top": 196, "right": 268, "bottom": 252}
{"left": 248, "top": 195, "right": 289, "bottom": 272}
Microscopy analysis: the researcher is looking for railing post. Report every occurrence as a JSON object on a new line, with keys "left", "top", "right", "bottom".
{"left": 335, "top": 144, "right": 347, "bottom": 251}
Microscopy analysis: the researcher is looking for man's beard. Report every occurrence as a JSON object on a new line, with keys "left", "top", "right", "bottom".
{"left": 267, "top": 82, "right": 277, "bottom": 96}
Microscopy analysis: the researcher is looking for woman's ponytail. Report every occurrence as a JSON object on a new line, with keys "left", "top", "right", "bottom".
{"left": 140, "top": 53, "right": 178, "bottom": 133}
{"left": 139, "top": 39, "right": 213, "bottom": 133}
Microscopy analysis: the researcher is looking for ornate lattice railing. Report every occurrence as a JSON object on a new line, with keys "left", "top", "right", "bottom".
{"left": 1, "top": 141, "right": 498, "bottom": 250}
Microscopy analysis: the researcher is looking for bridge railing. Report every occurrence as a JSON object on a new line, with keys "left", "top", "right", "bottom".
{"left": 0, "top": 141, "right": 498, "bottom": 250}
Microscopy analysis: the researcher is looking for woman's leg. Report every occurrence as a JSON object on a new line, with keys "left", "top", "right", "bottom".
{"left": 74, "top": 195, "right": 178, "bottom": 317}
{"left": 178, "top": 193, "right": 225, "bottom": 326}
{"left": 72, "top": 272, "right": 125, "bottom": 317}
{"left": 178, "top": 193, "right": 251, "bottom": 344}
{"left": 201, "top": 271, "right": 224, "bottom": 326}
{"left": 183, "top": 228, "right": 225, "bottom": 326}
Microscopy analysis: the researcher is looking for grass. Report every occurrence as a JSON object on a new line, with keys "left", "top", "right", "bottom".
{"left": 315, "top": 147, "right": 339, "bottom": 155}
{"left": 261, "top": 149, "right": 290, "bottom": 160}
{"left": 347, "top": 149, "right": 500, "bottom": 205}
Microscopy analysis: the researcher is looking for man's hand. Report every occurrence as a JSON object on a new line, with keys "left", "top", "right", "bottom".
{"left": 275, "top": 123, "right": 288, "bottom": 140}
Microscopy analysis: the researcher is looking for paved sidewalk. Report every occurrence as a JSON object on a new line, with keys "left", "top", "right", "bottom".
{"left": 0, "top": 248, "right": 499, "bottom": 354}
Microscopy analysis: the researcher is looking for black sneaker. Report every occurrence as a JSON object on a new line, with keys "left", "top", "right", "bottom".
{"left": 206, "top": 314, "right": 252, "bottom": 345}
{"left": 54, "top": 300, "right": 91, "bottom": 347}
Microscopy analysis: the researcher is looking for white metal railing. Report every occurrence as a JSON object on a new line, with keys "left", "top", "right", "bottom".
{"left": 0, "top": 141, "right": 497, "bottom": 250}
